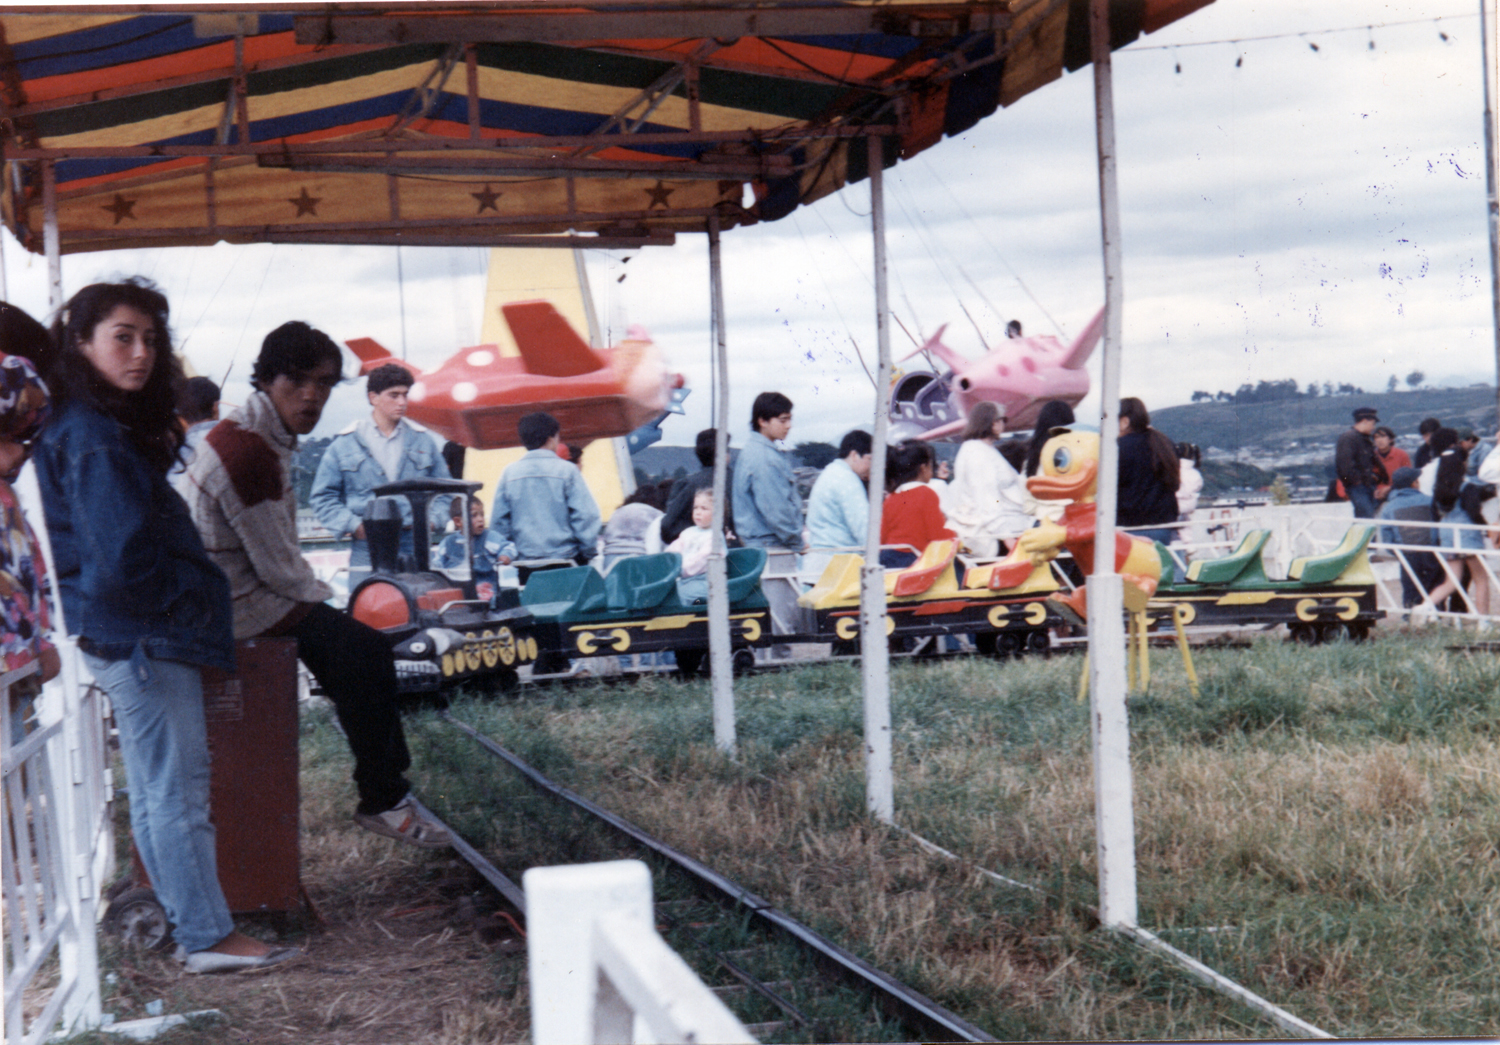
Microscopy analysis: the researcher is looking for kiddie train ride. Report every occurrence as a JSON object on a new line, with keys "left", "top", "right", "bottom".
{"left": 345, "top": 472, "right": 1382, "bottom": 694}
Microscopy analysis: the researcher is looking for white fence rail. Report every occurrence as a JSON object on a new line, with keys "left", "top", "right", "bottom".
{"left": 3, "top": 641, "right": 113, "bottom": 1045}
{"left": 525, "top": 860, "right": 755, "bottom": 1045}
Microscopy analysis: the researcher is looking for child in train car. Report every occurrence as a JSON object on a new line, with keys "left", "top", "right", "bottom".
{"left": 880, "top": 440, "right": 956, "bottom": 570}
{"left": 668, "top": 487, "right": 715, "bottom": 603}
{"left": 436, "top": 494, "right": 498, "bottom": 599}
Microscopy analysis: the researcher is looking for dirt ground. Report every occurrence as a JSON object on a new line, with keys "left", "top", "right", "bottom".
{"left": 94, "top": 855, "right": 527, "bottom": 1044}
{"left": 87, "top": 786, "right": 531, "bottom": 1044}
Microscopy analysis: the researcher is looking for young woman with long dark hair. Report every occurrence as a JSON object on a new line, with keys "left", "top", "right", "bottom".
{"left": 36, "top": 279, "right": 296, "bottom": 972}
{"left": 1117, "top": 397, "right": 1180, "bottom": 545}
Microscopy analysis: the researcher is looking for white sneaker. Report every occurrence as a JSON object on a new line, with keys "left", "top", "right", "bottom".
{"left": 1409, "top": 602, "right": 1438, "bottom": 626}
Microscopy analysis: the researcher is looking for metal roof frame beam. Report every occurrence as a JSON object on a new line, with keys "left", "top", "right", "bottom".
{"left": 293, "top": 5, "right": 1010, "bottom": 46}
{"left": 256, "top": 153, "right": 789, "bottom": 179}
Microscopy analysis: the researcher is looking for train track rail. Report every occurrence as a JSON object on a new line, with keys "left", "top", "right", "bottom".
{"left": 418, "top": 709, "right": 997, "bottom": 1043}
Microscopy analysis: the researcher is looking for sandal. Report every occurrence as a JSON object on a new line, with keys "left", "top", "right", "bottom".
{"left": 354, "top": 795, "right": 452, "bottom": 849}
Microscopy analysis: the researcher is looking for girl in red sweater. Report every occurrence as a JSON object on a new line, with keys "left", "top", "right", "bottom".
{"left": 880, "top": 440, "right": 955, "bottom": 568}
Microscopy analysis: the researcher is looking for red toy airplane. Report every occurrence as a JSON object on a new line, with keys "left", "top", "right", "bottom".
{"left": 346, "top": 301, "right": 680, "bottom": 450}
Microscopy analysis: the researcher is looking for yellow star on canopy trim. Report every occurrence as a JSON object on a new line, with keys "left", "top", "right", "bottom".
{"left": 101, "top": 193, "right": 136, "bottom": 224}
{"left": 644, "top": 181, "right": 673, "bottom": 209}
{"left": 289, "top": 187, "right": 321, "bottom": 217}
{"left": 472, "top": 184, "right": 502, "bottom": 213}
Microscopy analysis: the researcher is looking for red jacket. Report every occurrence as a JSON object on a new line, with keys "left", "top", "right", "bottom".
{"left": 881, "top": 483, "right": 955, "bottom": 555}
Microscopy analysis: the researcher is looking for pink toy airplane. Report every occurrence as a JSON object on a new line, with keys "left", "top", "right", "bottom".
{"left": 346, "top": 300, "right": 680, "bottom": 450}
{"left": 887, "top": 307, "right": 1105, "bottom": 440}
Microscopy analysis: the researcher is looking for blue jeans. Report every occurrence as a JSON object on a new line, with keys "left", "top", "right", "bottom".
{"left": 1346, "top": 484, "right": 1378, "bottom": 519}
{"left": 86, "top": 648, "right": 233, "bottom": 954}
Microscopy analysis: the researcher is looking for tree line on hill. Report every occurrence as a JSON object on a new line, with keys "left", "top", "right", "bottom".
{"left": 1190, "top": 371, "right": 1425, "bottom": 404}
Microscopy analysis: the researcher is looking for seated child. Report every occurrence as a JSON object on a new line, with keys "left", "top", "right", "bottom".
{"left": 436, "top": 494, "right": 499, "bottom": 598}
{"left": 667, "top": 488, "right": 714, "bottom": 603}
{"left": 880, "top": 440, "right": 955, "bottom": 569}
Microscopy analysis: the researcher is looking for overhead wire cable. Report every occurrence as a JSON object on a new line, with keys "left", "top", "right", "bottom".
{"left": 916, "top": 155, "right": 1067, "bottom": 337}
{"left": 789, "top": 209, "right": 877, "bottom": 389}
{"left": 1121, "top": 11, "right": 1475, "bottom": 51}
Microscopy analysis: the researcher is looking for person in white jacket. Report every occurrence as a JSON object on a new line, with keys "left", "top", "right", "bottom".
{"left": 945, "top": 401, "right": 1032, "bottom": 557}
{"left": 1176, "top": 443, "right": 1203, "bottom": 519}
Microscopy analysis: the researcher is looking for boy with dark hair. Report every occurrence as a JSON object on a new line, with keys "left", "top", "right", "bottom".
{"left": 310, "top": 359, "right": 450, "bottom": 568}
{"left": 732, "top": 392, "right": 801, "bottom": 551}
{"left": 187, "top": 321, "right": 448, "bottom": 847}
{"left": 169, "top": 375, "right": 221, "bottom": 496}
{"left": 485, "top": 410, "right": 600, "bottom": 583}
{"left": 802, "top": 429, "right": 872, "bottom": 583}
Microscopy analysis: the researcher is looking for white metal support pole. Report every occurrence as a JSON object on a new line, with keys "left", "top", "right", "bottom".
{"left": 1480, "top": 0, "right": 1500, "bottom": 421}
{"left": 706, "top": 214, "right": 736, "bottom": 755}
{"left": 1088, "top": 0, "right": 1137, "bottom": 930}
{"left": 43, "top": 161, "right": 62, "bottom": 311}
{"left": 862, "top": 133, "right": 894, "bottom": 823}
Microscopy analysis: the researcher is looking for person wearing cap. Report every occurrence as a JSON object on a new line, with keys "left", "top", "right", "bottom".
{"left": 1455, "top": 427, "right": 1482, "bottom": 476}
{"left": 1377, "top": 465, "right": 1440, "bottom": 611}
{"left": 1335, "top": 407, "right": 1386, "bottom": 519}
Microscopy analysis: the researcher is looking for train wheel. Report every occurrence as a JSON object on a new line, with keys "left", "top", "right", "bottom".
{"left": 103, "top": 887, "right": 173, "bottom": 951}
{"left": 675, "top": 648, "right": 707, "bottom": 677}
{"left": 732, "top": 649, "right": 757, "bottom": 675}
{"left": 996, "top": 632, "right": 1024, "bottom": 657}
{"left": 1345, "top": 621, "right": 1372, "bottom": 642}
{"left": 473, "top": 669, "right": 519, "bottom": 696}
{"left": 831, "top": 638, "right": 859, "bottom": 658}
{"left": 1288, "top": 622, "right": 1319, "bottom": 645}
{"left": 1025, "top": 630, "right": 1051, "bottom": 653}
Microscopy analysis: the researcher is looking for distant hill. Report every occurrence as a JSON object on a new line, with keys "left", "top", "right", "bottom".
{"left": 1152, "top": 387, "right": 1498, "bottom": 452}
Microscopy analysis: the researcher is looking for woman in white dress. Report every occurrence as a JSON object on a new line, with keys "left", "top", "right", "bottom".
{"left": 945, "top": 401, "right": 1032, "bottom": 557}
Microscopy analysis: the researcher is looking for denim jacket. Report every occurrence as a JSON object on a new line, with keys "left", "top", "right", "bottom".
{"left": 731, "top": 431, "right": 802, "bottom": 550}
{"left": 34, "top": 400, "right": 234, "bottom": 671}
{"left": 309, "top": 419, "right": 450, "bottom": 537}
{"left": 483, "top": 448, "right": 601, "bottom": 562}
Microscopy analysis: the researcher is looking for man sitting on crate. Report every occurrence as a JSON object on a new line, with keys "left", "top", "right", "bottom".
{"left": 184, "top": 321, "right": 450, "bottom": 849}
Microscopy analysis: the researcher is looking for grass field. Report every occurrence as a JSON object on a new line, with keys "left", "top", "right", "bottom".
{"left": 404, "top": 629, "right": 1500, "bottom": 1040}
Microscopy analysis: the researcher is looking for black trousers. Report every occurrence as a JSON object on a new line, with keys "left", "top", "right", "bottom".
{"left": 280, "top": 603, "right": 411, "bottom": 816}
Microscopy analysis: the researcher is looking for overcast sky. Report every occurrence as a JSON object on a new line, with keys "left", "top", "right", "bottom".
{"left": 2, "top": 1, "right": 1494, "bottom": 448}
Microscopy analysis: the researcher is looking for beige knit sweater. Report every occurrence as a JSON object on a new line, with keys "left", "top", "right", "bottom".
{"left": 184, "top": 391, "right": 333, "bottom": 639}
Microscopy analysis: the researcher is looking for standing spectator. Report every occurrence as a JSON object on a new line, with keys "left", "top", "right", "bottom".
{"left": 1456, "top": 427, "right": 1482, "bottom": 476}
{"left": 310, "top": 362, "right": 450, "bottom": 569}
{"left": 1418, "top": 427, "right": 1459, "bottom": 496}
{"left": 732, "top": 392, "right": 803, "bottom": 648}
{"left": 168, "top": 375, "right": 219, "bottom": 497}
{"left": 0, "top": 342, "right": 58, "bottom": 741}
{"left": 1411, "top": 417, "right": 1443, "bottom": 470}
{"left": 39, "top": 280, "right": 300, "bottom": 972}
{"left": 1023, "top": 400, "right": 1076, "bottom": 524}
{"left": 1413, "top": 442, "right": 1490, "bottom": 622}
{"left": 484, "top": 411, "right": 600, "bottom": 583}
{"left": 1371, "top": 425, "right": 1411, "bottom": 503}
{"left": 731, "top": 392, "right": 802, "bottom": 552}
{"left": 1117, "top": 397, "right": 1181, "bottom": 543}
{"left": 1334, "top": 406, "right": 1385, "bottom": 519}
{"left": 661, "top": 428, "right": 732, "bottom": 544}
{"left": 945, "top": 401, "right": 1030, "bottom": 558}
{"left": 1378, "top": 466, "right": 1441, "bottom": 611}
{"left": 880, "top": 441, "right": 955, "bottom": 569}
{"left": 188, "top": 321, "right": 450, "bottom": 852}
{"left": 802, "top": 429, "right": 871, "bottom": 583}
{"left": 1175, "top": 443, "right": 1204, "bottom": 519}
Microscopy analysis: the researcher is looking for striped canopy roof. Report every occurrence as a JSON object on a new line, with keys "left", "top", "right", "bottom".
{"left": 1, "top": 1, "right": 1211, "bottom": 256}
